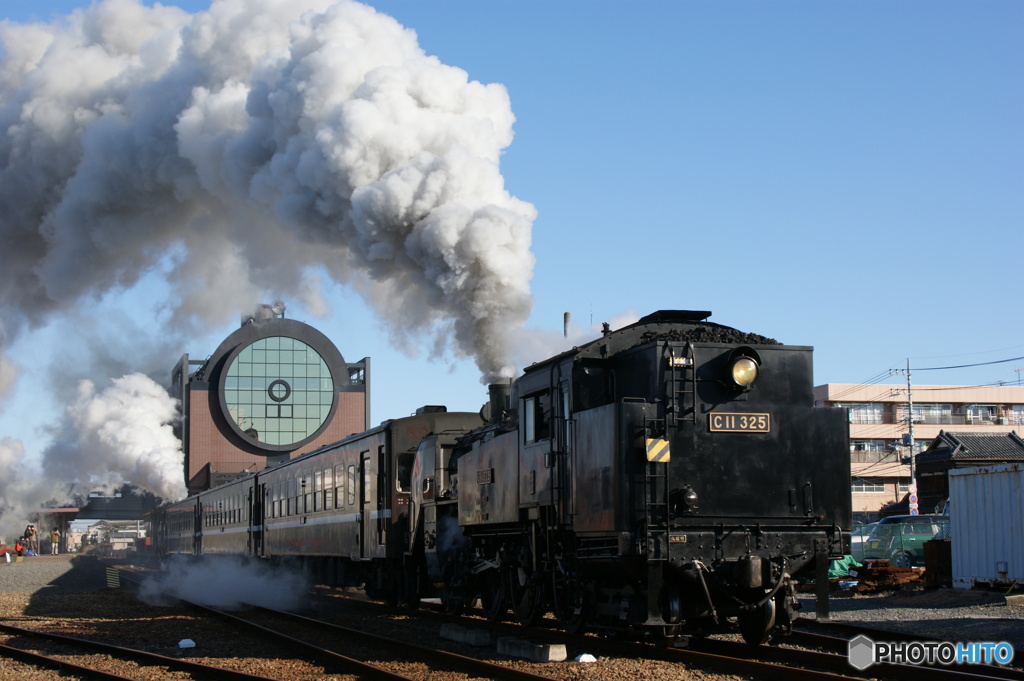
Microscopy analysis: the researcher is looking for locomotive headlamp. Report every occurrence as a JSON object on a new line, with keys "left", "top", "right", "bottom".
{"left": 731, "top": 357, "right": 759, "bottom": 387}
{"left": 725, "top": 347, "right": 761, "bottom": 390}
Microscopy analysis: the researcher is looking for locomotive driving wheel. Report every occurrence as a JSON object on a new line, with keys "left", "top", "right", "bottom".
{"left": 479, "top": 569, "right": 507, "bottom": 622}
{"left": 508, "top": 566, "right": 544, "bottom": 627}
{"left": 552, "top": 568, "right": 588, "bottom": 634}
{"left": 440, "top": 563, "right": 474, "bottom": 615}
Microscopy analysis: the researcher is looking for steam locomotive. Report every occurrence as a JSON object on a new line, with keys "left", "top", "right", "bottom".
{"left": 153, "top": 310, "right": 851, "bottom": 644}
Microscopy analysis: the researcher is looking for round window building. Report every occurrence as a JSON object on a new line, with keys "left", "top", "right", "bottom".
{"left": 171, "top": 303, "right": 370, "bottom": 494}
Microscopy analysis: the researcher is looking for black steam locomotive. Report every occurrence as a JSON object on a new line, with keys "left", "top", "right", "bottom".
{"left": 153, "top": 310, "right": 851, "bottom": 644}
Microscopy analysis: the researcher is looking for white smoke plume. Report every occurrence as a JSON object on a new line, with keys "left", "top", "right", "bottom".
{"left": 44, "top": 373, "right": 186, "bottom": 501}
{"left": 0, "top": 373, "right": 183, "bottom": 541}
{"left": 0, "top": 0, "right": 535, "bottom": 524}
{"left": 0, "top": 0, "right": 534, "bottom": 377}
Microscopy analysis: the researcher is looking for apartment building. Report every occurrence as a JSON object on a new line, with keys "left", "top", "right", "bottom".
{"left": 813, "top": 384, "right": 1024, "bottom": 523}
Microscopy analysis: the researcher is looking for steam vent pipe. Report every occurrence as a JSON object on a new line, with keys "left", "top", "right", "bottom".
{"left": 488, "top": 382, "right": 511, "bottom": 423}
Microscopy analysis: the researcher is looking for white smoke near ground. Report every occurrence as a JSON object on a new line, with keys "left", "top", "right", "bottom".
{"left": 44, "top": 373, "right": 186, "bottom": 502}
{"left": 0, "top": 0, "right": 535, "bottom": 526}
{"left": 0, "top": 373, "right": 183, "bottom": 542}
{"left": 139, "top": 554, "right": 310, "bottom": 610}
{"left": 0, "top": 438, "right": 32, "bottom": 539}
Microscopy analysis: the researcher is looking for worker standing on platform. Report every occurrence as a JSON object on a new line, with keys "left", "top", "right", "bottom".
{"left": 49, "top": 528, "right": 61, "bottom": 555}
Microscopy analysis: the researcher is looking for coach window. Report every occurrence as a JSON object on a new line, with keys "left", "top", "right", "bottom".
{"left": 339, "top": 464, "right": 348, "bottom": 507}
{"left": 324, "top": 467, "right": 334, "bottom": 510}
{"left": 524, "top": 392, "right": 552, "bottom": 443}
{"left": 348, "top": 464, "right": 357, "bottom": 506}
{"left": 362, "top": 451, "right": 372, "bottom": 505}
{"left": 314, "top": 471, "right": 323, "bottom": 512}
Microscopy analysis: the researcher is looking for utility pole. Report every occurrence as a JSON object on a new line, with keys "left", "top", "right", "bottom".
{"left": 906, "top": 359, "right": 914, "bottom": 490}
{"left": 890, "top": 360, "right": 918, "bottom": 515}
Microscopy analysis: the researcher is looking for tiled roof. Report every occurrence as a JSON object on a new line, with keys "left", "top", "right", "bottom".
{"left": 917, "top": 431, "right": 1024, "bottom": 463}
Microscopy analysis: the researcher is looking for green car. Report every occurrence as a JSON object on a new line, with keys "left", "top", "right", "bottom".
{"left": 862, "top": 515, "right": 948, "bottom": 568}
{"left": 850, "top": 522, "right": 878, "bottom": 562}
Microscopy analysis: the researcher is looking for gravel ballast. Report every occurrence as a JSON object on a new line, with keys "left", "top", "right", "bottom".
{"left": 2, "top": 553, "right": 1022, "bottom": 680}
{"left": 799, "top": 589, "right": 1024, "bottom": 651}
{"left": 0, "top": 554, "right": 109, "bottom": 594}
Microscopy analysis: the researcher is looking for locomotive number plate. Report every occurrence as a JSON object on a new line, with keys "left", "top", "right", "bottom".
{"left": 709, "top": 412, "right": 770, "bottom": 433}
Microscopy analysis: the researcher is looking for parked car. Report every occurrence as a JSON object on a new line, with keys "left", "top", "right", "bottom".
{"left": 862, "top": 514, "right": 949, "bottom": 567}
{"left": 850, "top": 522, "right": 878, "bottom": 562}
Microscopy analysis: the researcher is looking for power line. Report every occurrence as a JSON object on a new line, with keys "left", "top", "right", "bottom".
{"left": 914, "top": 355, "right": 1024, "bottom": 371}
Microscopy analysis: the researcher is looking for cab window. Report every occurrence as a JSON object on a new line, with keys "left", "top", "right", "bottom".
{"left": 396, "top": 452, "right": 414, "bottom": 492}
{"left": 524, "top": 392, "right": 552, "bottom": 443}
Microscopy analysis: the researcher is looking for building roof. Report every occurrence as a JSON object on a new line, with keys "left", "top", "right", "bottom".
{"left": 917, "top": 430, "right": 1024, "bottom": 464}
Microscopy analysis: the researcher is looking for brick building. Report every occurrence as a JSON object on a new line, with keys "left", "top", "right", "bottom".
{"left": 172, "top": 303, "right": 370, "bottom": 494}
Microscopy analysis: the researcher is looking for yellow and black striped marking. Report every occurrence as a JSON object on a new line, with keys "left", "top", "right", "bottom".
{"left": 646, "top": 437, "right": 671, "bottom": 463}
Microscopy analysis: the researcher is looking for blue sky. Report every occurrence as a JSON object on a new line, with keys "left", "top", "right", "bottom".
{"left": 0, "top": 0, "right": 1022, "bottom": 477}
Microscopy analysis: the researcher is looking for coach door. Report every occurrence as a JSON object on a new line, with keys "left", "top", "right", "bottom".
{"left": 193, "top": 501, "right": 202, "bottom": 555}
{"left": 359, "top": 451, "right": 371, "bottom": 560}
{"left": 250, "top": 483, "right": 265, "bottom": 557}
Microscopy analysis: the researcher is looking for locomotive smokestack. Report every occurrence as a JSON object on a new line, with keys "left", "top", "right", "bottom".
{"left": 564, "top": 312, "right": 570, "bottom": 338}
{"left": 487, "top": 381, "right": 511, "bottom": 424}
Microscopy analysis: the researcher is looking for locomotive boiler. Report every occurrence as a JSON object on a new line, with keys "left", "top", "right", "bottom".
{"left": 411, "top": 310, "right": 851, "bottom": 643}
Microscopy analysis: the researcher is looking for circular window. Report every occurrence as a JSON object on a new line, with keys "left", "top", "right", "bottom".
{"left": 221, "top": 336, "right": 335, "bottom": 447}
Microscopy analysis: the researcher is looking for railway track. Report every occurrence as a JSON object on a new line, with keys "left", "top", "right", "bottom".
{"left": 113, "top": 570, "right": 553, "bottom": 680}
{"left": 312, "top": 587, "right": 1008, "bottom": 681}
{"left": 0, "top": 622, "right": 280, "bottom": 681}
{"left": 188, "top": 599, "right": 558, "bottom": 681}
{"left": 108, "top": 567, "right": 1023, "bottom": 681}
{"left": 364, "top": 590, "right": 1024, "bottom": 681}
{"left": 786, "top": 618, "right": 1024, "bottom": 681}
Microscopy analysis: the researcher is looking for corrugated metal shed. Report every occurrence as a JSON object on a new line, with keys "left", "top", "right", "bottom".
{"left": 948, "top": 463, "right": 1024, "bottom": 589}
